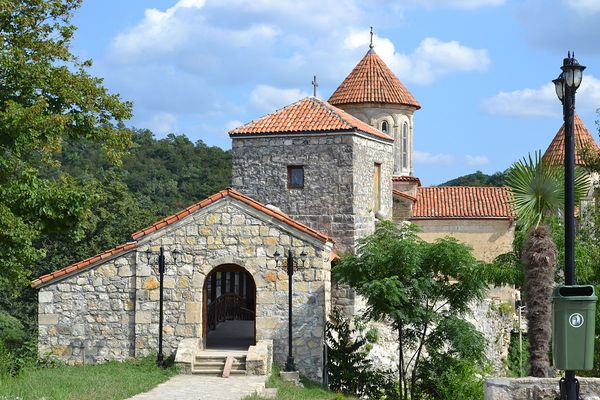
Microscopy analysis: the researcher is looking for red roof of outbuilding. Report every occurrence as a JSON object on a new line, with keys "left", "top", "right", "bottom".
{"left": 411, "top": 186, "right": 514, "bottom": 220}
{"left": 542, "top": 115, "right": 600, "bottom": 166}
{"left": 33, "top": 189, "right": 333, "bottom": 288}
{"left": 328, "top": 49, "right": 420, "bottom": 109}
{"left": 31, "top": 242, "right": 138, "bottom": 288}
{"left": 229, "top": 97, "right": 392, "bottom": 141}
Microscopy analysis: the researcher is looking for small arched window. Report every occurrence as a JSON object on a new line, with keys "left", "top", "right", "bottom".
{"left": 402, "top": 122, "right": 408, "bottom": 169}
{"left": 381, "top": 120, "right": 389, "bottom": 134}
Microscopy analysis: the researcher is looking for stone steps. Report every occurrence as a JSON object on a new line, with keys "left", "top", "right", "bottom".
{"left": 192, "top": 353, "right": 247, "bottom": 376}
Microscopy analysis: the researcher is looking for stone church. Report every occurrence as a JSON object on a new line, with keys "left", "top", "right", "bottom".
{"left": 33, "top": 42, "right": 600, "bottom": 380}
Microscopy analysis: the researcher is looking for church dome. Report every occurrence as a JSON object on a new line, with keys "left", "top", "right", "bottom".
{"left": 328, "top": 49, "right": 421, "bottom": 109}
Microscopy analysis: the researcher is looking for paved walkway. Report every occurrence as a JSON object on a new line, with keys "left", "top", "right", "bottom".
{"left": 128, "top": 374, "right": 267, "bottom": 400}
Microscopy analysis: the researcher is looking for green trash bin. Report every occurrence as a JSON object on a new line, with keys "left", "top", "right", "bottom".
{"left": 552, "top": 285, "right": 597, "bottom": 370}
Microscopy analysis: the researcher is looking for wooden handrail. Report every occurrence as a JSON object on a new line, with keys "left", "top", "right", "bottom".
{"left": 207, "top": 293, "right": 254, "bottom": 332}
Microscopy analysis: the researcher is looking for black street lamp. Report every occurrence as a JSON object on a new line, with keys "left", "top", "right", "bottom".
{"left": 145, "top": 245, "right": 180, "bottom": 367}
{"left": 553, "top": 51, "right": 586, "bottom": 400}
{"left": 273, "top": 248, "right": 307, "bottom": 372}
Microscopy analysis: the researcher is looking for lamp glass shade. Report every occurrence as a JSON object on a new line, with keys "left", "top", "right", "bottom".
{"left": 565, "top": 68, "right": 575, "bottom": 88}
{"left": 562, "top": 64, "right": 586, "bottom": 89}
{"left": 573, "top": 68, "right": 583, "bottom": 89}
{"left": 553, "top": 77, "right": 564, "bottom": 101}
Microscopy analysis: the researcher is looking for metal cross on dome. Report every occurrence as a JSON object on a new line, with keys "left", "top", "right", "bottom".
{"left": 369, "top": 26, "right": 374, "bottom": 49}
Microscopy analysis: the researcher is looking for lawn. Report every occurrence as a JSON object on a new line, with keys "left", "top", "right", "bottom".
{"left": 0, "top": 356, "right": 177, "bottom": 400}
{"left": 244, "top": 365, "right": 354, "bottom": 400}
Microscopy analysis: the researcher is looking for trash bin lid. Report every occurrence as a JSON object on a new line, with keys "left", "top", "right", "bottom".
{"left": 552, "top": 285, "right": 598, "bottom": 301}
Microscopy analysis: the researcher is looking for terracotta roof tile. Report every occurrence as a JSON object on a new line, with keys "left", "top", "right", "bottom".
{"left": 543, "top": 115, "right": 600, "bottom": 166}
{"left": 132, "top": 188, "right": 332, "bottom": 243}
{"left": 31, "top": 242, "right": 137, "bottom": 288}
{"left": 392, "top": 189, "right": 417, "bottom": 202}
{"left": 328, "top": 49, "right": 420, "bottom": 109}
{"left": 229, "top": 97, "right": 392, "bottom": 141}
{"left": 411, "top": 186, "right": 515, "bottom": 219}
{"left": 392, "top": 175, "right": 422, "bottom": 186}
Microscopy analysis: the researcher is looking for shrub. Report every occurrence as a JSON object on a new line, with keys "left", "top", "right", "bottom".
{"left": 326, "top": 308, "right": 394, "bottom": 398}
{"left": 0, "top": 311, "right": 35, "bottom": 376}
{"left": 0, "top": 311, "right": 26, "bottom": 350}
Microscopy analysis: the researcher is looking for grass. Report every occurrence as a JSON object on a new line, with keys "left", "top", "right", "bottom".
{"left": 244, "top": 365, "right": 355, "bottom": 400}
{"left": 0, "top": 356, "right": 177, "bottom": 400}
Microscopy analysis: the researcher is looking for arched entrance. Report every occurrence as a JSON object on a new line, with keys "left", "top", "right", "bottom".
{"left": 202, "top": 264, "right": 256, "bottom": 350}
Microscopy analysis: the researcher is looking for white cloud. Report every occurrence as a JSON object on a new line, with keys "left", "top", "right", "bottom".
{"left": 226, "top": 120, "right": 243, "bottom": 130}
{"left": 139, "top": 112, "right": 178, "bottom": 135}
{"left": 344, "top": 31, "right": 490, "bottom": 84}
{"left": 465, "top": 155, "right": 490, "bottom": 166}
{"left": 407, "top": 0, "right": 506, "bottom": 9}
{"left": 249, "top": 85, "right": 309, "bottom": 112}
{"left": 103, "top": 0, "right": 492, "bottom": 143}
{"left": 414, "top": 151, "right": 455, "bottom": 165}
{"left": 565, "top": 0, "right": 600, "bottom": 14}
{"left": 481, "top": 75, "right": 600, "bottom": 118}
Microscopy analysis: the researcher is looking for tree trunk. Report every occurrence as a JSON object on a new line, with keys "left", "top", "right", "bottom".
{"left": 521, "top": 224, "right": 557, "bottom": 377}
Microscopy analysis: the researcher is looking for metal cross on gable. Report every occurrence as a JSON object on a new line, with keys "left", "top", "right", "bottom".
{"left": 311, "top": 75, "right": 318, "bottom": 97}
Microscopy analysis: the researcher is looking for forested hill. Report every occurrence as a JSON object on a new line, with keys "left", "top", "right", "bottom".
{"left": 2, "top": 130, "right": 232, "bottom": 334}
{"left": 439, "top": 170, "right": 507, "bottom": 187}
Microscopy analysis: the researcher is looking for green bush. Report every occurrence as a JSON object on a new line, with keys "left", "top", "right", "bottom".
{"left": 416, "top": 356, "right": 488, "bottom": 400}
{"left": 0, "top": 311, "right": 26, "bottom": 350}
{"left": 0, "top": 311, "right": 36, "bottom": 376}
{"left": 505, "top": 332, "right": 529, "bottom": 377}
{"left": 326, "top": 308, "right": 395, "bottom": 399}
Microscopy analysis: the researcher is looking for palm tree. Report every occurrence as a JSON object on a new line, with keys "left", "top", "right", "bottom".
{"left": 506, "top": 151, "right": 589, "bottom": 377}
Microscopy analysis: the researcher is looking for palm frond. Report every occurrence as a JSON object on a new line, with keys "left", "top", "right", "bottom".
{"left": 506, "top": 151, "right": 590, "bottom": 231}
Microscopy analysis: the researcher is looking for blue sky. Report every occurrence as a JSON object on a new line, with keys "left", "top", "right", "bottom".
{"left": 71, "top": 0, "right": 600, "bottom": 185}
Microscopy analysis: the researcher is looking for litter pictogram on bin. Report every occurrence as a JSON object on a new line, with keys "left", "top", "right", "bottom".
{"left": 569, "top": 313, "right": 584, "bottom": 328}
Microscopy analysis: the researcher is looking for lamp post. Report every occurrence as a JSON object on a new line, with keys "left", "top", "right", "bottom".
{"left": 553, "top": 51, "right": 586, "bottom": 400}
{"left": 145, "top": 245, "right": 179, "bottom": 367}
{"left": 273, "top": 248, "right": 307, "bottom": 372}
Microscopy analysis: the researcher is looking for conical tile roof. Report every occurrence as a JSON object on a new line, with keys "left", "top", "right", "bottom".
{"left": 542, "top": 115, "right": 600, "bottom": 166}
{"left": 328, "top": 49, "right": 420, "bottom": 109}
{"left": 229, "top": 96, "right": 393, "bottom": 141}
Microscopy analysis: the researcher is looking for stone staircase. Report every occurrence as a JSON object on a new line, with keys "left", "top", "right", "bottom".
{"left": 192, "top": 351, "right": 247, "bottom": 376}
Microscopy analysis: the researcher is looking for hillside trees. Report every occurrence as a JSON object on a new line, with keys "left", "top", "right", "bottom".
{"left": 333, "top": 221, "right": 489, "bottom": 400}
{"left": 0, "top": 0, "right": 132, "bottom": 291}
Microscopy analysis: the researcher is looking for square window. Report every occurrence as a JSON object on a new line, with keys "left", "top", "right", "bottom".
{"left": 288, "top": 166, "right": 304, "bottom": 189}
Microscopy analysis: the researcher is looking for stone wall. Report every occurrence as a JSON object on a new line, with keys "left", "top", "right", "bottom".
{"left": 232, "top": 134, "right": 356, "bottom": 253}
{"left": 38, "top": 252, "right": 136, "bottom": 363}
{"left": 485, "top": 377, "right": 600, "bottom": 399}
{"left": 232, "top": 133, "right": 393, "bottom": 255}
{"left": 392, "top": 196, "right": 413, "bottom": 221}
{"left": 37, "top": 197, "right": 332, "bottom": 381}
{"left": 351, "top": 135, "right": 394, "bottom": 244}
{"left": 134, "top": 199, "right": 332, "bottom": 381}
{"left": 412, "top": 219, "right": 515, "bottom": 263}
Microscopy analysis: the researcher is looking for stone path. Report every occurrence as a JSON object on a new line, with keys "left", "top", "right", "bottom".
{"left": 127, "top": 374, "right": 267, "bottom": 400}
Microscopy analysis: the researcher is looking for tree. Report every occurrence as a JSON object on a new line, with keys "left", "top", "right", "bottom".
{"left": 333, "top": 221, "right": 489, "bottom": 400}
{"left": 326, "top": 308, "right": 390, "bottom": 398}
{"left": 440, "top": 170, "right": 507, "bottom": 187}
{"left": 503, "top": 151, "right": 588, "bottom": 377}
{"left": 0, "top": 0, "right": 132, "bottom": 290}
